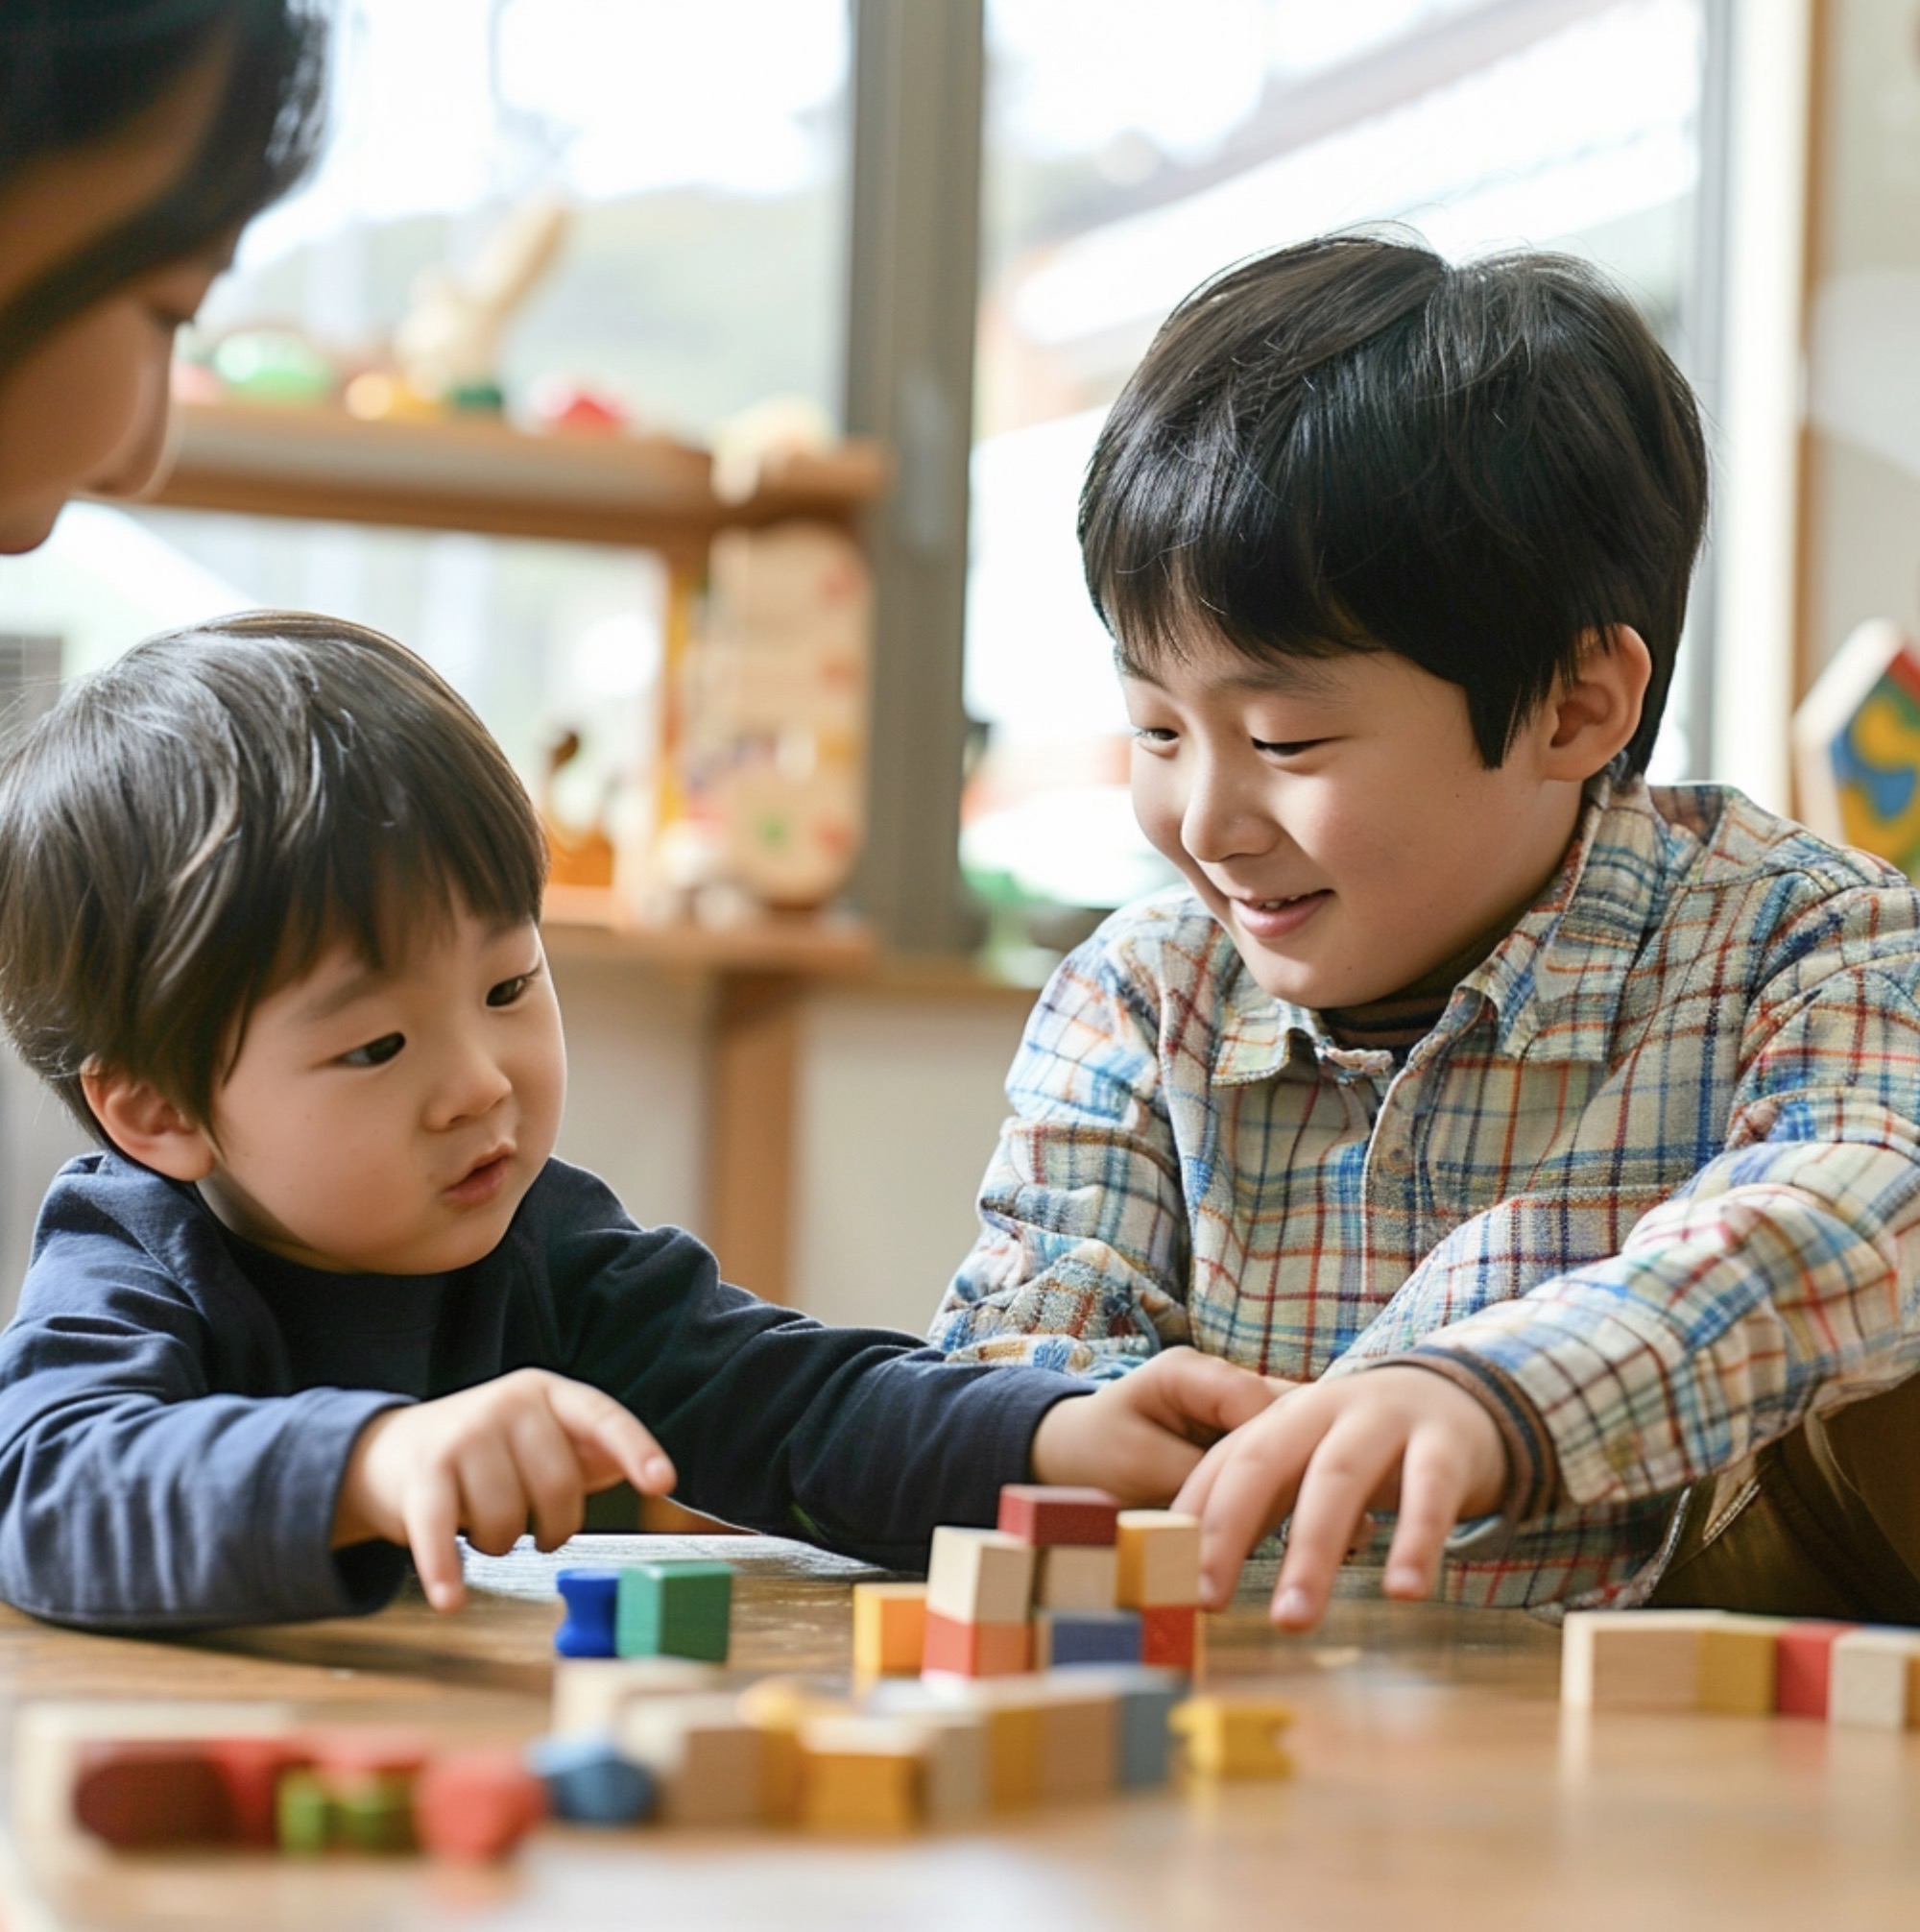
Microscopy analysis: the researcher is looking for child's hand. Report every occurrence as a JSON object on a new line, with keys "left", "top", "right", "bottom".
{"left": 1029, "top": 1346, "right": 1288, "bottom": 1503}
{"left": 1174, "top": 1366, "right": 1507, "bottom": 1628}
{"left": 333, "top": 1369, "right": 676, "bottom": 1612}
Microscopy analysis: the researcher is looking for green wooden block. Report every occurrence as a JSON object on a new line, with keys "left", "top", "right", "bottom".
{"left": 276, "top": 1769, "right": 331, "bottom": 1855}
{"left": 331, "top": 1773, "right": 417, "bottom": 1853}
{"left": 615, "top": 1560, "right": 733, "bottom": 1662}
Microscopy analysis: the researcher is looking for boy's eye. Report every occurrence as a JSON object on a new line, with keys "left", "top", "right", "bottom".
{"left": 487, "top": 974, "right": 532, "bottom": 1008}
{"left": 1131, "top": 726, "right": 1178, "bottom": 746}
{"left": 1253, "top": 737, "right": 1326, "bottom": 757}
{"left": 340, "top": 1033, "right": 404, "bottom": 1068}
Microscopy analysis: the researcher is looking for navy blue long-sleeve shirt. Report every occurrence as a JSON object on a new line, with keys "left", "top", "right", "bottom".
{"left": 0, "top": 1152, "right": 1085, "bottom": 1630}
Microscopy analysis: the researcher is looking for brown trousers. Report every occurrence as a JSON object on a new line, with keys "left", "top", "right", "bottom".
{"left": 1649, "top": 1373, "right": 1920, "bottom": 1622}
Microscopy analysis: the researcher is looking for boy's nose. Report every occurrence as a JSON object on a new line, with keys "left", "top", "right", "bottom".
{"left": 428, "top": 1041, "right": 514, "bottom": 1128}
{"left": 1182, "top": 757, "right": 1276, "bottom": 863}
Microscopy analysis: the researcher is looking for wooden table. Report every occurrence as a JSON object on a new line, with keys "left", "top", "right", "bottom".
{"left": 3, "top": 1536, "right": 1918, "bottom": 1931}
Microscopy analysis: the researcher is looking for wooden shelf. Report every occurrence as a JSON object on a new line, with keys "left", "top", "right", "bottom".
{"left": 540, "top": 884, "right": 876, "bottom": 977}
{"left": 133, "top": 398, "right": 890, "bottom": 552}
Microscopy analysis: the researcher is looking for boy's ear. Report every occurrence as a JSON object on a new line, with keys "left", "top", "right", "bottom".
{"left": 1540, "top": 625, "right": 1653, "bottom": 780}
{"left": 80, "top": 1067, "right": 217, "bottom": 1182}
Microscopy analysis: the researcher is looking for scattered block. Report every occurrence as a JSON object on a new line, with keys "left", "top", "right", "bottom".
{"left": 1140, "top": 1604, "right": 1198, "bottom": 1673}
{"left": 204, "top": 1738, "right": 305, "bottom": 1848}
{"left": 1035, "top": 1609, "right": 1142, "bottom": 1670}
{"left": 412, "top": 1749, "right": 546, "bottom": 1860}
{"left": 736, "top": 1676, "right": 849, "bottom": 1825}
{"left": 276, "top": 1768, "right": 333, "bottom": 1855}
{"left": 997, "top": 1485, "right": 1121, "bottom": 1547}
{"left": 1116, "top": 1512, "right": 1201, "bottom": 1609}
{"left": 859, "top": 1681, "right": 989, "bottom": 1822}
{"left": 554, "top": 1568, "right": 620, "bottom": 1657}
{"left": 72, "top": 1746, "right": 238, "bottom": 1849}
{"left": 852, "top": 1582, "right": 928, "bottom": 1678}
{"left": 1035, "top": 1687, "right": 1116, "bottom": 1802}
{"left": 552, "top": 1655, "right": 721, "bottom": 1735}
{"left": 1830, "top": 1629, "right": 1920, "bottom": 1729}
{"left": 1034, "top": 1544, "right": 1119, "bottom": 1611}
{"left": 617, "top": 1695, "right": 768, "bottom": 1826}
{"left": 925, "top": 1527, "right": 1037, "bottom": 1625}
{"left": 797, "top": 1716, "right": 925, "bottom": 1833}
{"left": 330, "top": 1775, "right": 416, "bottom": 1853}
{"left": 978, "top": 1685, "right": 1045, "bottom": 1812}
{"left": 616, "top": 1561, "right": 734, "bottom": 1664}
{"left": 1170, "top": 1696, "right": 1294, "bottom": 1779}
{"left": 1776, "top": 1622, "right": 1857, "bottom": 1719}
{"left": 1560, "top": 1610, "right": 1780, "bottom": 1714}
{"left": 1066, "top": 1667, "right": 1188, "bottom": 1788}
{"left": 922, "top": 1609, "right": 1032, "bottom": 1678}
{"left": 523, "top": 1734, "right": 655, "bottom": 1825}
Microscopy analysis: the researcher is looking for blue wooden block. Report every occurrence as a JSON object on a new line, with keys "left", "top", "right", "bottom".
{"left": 523, "top": 1733, "right": 655, "bottom": 1825}
{"left": 554, "top": 1568, "right": 620, "bottom": 1658}
{"left": 1038, "top": 1608, "right": 1142, "bottom": 1669}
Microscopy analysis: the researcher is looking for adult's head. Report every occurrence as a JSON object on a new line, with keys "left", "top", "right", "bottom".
{"left": 0, "top": 0, "right": 326, "bottom": 552}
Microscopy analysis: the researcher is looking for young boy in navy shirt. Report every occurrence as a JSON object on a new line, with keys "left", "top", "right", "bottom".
{"left": 933, "top": 233, "right": 1920, "bottom": 1631}
{"left": 0, "top": 611, "right": 1275, "bottom": 1630}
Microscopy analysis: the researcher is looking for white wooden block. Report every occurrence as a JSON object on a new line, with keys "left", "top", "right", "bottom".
{"left": 1830, "top": 1630, "right": 1920, "bottom": 1729}
{"left": 1035, "top": 1544, "right": 1118, "bottom": 1612}
{"left": 552, "top": 1655, "right": 722, "bottom": 1735}
{"left": 925, "top": 1527, "right": 1037, "bottom": 1625}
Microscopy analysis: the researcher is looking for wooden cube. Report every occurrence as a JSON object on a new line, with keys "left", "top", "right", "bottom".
{"left": 1035, "top": 1609, "right": 1142, "bottom": 1670}
{"left": 72, "top": 1746, "right": 241, "bottom": 1850}
{"left": 1830, "top": 1629, "right": 1920, "bottom": 1729}
{"left": 1061, "top": 1666, "right": 1188, "bottom": 1787}
{"left": 1035, "top": 1544, "right": 1119, "bottom": 1611}
{"left": 1776, "top": 1622, "right": 1858, "bottom": 1718}
{"left": 735, "top": 1677, "right": 851, "bottom": 1825}
{"left": 858, "top": 1682, "right": 989, "bottom": 1823}
{"left": 979, "top": 1686, "right": 1045, "bottom": 1812}
{"left": 1140, "top": 1604, "right": 1198, "bottom": 1673}
{"left": 616, "top": 1695, "right": 768, "bottom": 1825}
{"left": 1560, "top": 1610, "right": 1781, "bottom": 1714}
{"left": 796, "top": 1716, "right": 925, "bottom": 1833}
{"left": 925, "top": 1527, "right": 1037, "bottom": 1624}
{"left": 523, "top": 1734, "right": 655, "bottom": 1825}
{"left": 413, "top": 1749, "right": 547, "bottom": 1860}
{"left": 1035, "top": 1687, "right": 1117, "bottom": 1802}
{"left": 1116, "top": 1511, "right": 1201, "bottom": 1608}
{"left": 1171, "top": 1696, "right": 1295, "bottom": 1779}
{"left": 997, "top": 1485, "right": 1121, "bottom": 1547}
{"left": 852, "top": 1582, "right": 928, "bottom": 1678}
{"left": 922, "top": 1609, "right": 1032, "bottom": 1678}
{"left": 615, "top": 1561, "right": 733, "bottom": 1663}
{"left": 551, "top": 1656, "right": 721, "bottom": 1735}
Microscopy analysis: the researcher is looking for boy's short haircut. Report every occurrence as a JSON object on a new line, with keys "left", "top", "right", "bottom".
{"left": 1079, "top": 231, "right": 1709, "bottom": 774}
{"left": 0, "top": 611, "right": 546, "bottom": 1137}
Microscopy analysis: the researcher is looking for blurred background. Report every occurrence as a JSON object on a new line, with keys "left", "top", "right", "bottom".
{"left": 0, "top": 0, "right": 1898, "bottom": 1340}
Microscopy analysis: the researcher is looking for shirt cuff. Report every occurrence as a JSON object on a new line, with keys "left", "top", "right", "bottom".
{"left": 1367, "top": 1348, "right": 1560, "bottom": 1526}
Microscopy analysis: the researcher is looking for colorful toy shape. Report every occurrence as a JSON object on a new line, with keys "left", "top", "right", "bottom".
{"left": 554, "top": 1566, "right": 620, "bottom": 1657}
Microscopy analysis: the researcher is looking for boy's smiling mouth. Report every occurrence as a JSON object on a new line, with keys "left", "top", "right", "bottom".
{"left": 1227, "top": 889, "right": 1332, "bottom": 943}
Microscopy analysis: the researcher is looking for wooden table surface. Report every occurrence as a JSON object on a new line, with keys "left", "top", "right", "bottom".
{"left": 1, "top": 1534, "right": 1917, "bottom": 1932}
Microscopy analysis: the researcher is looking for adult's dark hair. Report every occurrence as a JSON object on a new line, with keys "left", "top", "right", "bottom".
{"left": 0, "top": 0, "right": 327, "bottom": 377}
{"left": 1079, "top": 231, "right": 1709, "bottom": 775}
{"left": 0, "top": 613, "right": 548, "bottom": 1139}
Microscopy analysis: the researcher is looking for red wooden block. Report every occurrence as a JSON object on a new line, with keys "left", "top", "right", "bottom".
{"left": 205, "top": 1738, "right": 310, "bottom": 1847}
{"left": 1776, "top": 1621, "right": 1858, "bottom": 1718}
{"left": 997, "top": 1485, "right": 1121, "bottom": 1548}
{"left": 74, "top": 1745, "right": 236, "bottom": 1848}
{"left": 922, "top": 1610, "right": 1032, "bottom": 1678}
{"left": 1140, "top": 1605, "right": 1197, "bottom": 1673}
{"left": 413, "top": 1749, "right": 548, "bottom": 1861}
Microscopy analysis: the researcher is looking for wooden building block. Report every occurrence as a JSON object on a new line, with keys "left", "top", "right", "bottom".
{"left": 1697, "top": 1617, "right": 1788, "bottom": 1715}
{"left": 615, "top": 1561, "right": 734, "bottom": 1663}
{"left": 1065, "top": 1667, "right": 1188, "bottom": 1787}
{"left": 1035, "top": 1609, "right": 1142, "bottom": 1670}
{"left": 796, "top": 1716, "right": 925, "bottom": 1833}
{"left": 981, "top": 1690, "right": 1044, "bottom": 1812}
{"left": 1140, "top": 1604, "right": 1197, "bottom": 1673}
{"left": 1561, "top": 1610, "right": 1783, "bottom": 1714}
{"left": 1035, "top": 1544, "right": 1119, "bottom": 1612}
{"left": 997, "top": 1485, "right": 1121, "bottom": 1547}
{"left": 922, "top": 1609, "right": 1032, "bottom": 1678}
{"left": 552, "top": 1655, "right": 721, "bottom": 1735}
{"left": 736, "top": 1677, "right": 850, "bottom": 1825}
{"left": 330, "top": 1775, "right": 417, "bottom": 1853}
{"left": 523, "top": 1733, "right": 655, "bottom": 1825}
{"left": 1830, "top": 1629, "right": 1920, "bottom": 1729}
{"left": 858, "top": 1682, "right": 989, "bottom": 1823}
{"left": 1116, "top": 1512, "right": 1202, "bottom": 1609}
{"left": 204, "top": 1738, "right": 305, "bottom": 1848}
{"left": 1776, "top": 1622, "right": 1857, "bottom": 1719}
{"left": 412, "top": 1749, "right": 547, "bottom": 1861}
{"left": 1170, "top": 1696, "right": 1295, "bottom": 1779}
{"left": 554, "top": 1567, "right": 620, "bottom": 1657}
{"left": 852, "top": 1582, "right": 928, "bottom": 1678}
{"left": 925, "top": 1527, "right": 1037, "bottom": 1625}
{"left": 617, "top": 1694, "right": 768, "bottom": 1825}
{"left": 1035, "top": 1687, "right": 1117, "bottom": 1802}
{"left": 72, "top": 1746, "right": 238, "bottom": 1850}
{"left": 276, "top": 1768, "right": 332, "bottom": 1855}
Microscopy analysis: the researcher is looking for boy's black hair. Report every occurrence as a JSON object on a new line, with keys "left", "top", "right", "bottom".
{"left": 0, "top": 612, "right": 547, "bottom": 1139}
{"left": 0, "top": 0, "right": 326, "bottom": 377}
{"left": 1079, "top": 231, "right": 1709, "bottom": 774}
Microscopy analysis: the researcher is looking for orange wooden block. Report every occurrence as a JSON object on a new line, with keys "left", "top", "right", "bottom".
{"left": 412, "top": 1749, "right": 547, "bottom": 1861}
{"left": 922, "top": 1610, "right": 1032, "bottom": 1678}
{"left": 852, "top": 1582, "right": 928, "bottom": 1677}
{"left": 1140, "top": 1604, "right": 1197, "bottom": 1673}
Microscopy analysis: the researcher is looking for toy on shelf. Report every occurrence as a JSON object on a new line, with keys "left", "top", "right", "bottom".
{"left": 528, "top": 374, "right": 629, "bottom": 434}
{"left": 207, "top": 328, "right": 336, "bottom": 407}
{"left": 709, "top": 396, "right": 836, "bottom": 504}
{"left": 540, "top": 730, "right": 616, "bottom": 891}
{"left": 1792, "top": 616, "right": 1920, "bottom": 881}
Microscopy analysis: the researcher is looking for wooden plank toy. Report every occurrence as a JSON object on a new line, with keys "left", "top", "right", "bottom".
{"left": 412, "top": 1748, "right": 547, "bottom": 1861}
{"left": 554, "top": 1567, "right": 620, "bottom": 1657}
{"left": 1170, "top": 1695, "right": 1295, "bottom": 1779}
{"left": 551, "top": 1655, "right": 721, "bottom": 1735}
{"left": 922, "top": 1609, "right": 1031, "bottom": 1679}
{"left": 796, "top": 1715, "right": 925, "bottom": 1833}
{"left": 925, "top": 1527, "right": 1037, "bottom": 1625}
{"left": 1034, "top": 1543, "right": 1119, "bottom": 1612}
{"left": 997, "top": 1485, "right": 1121, "bottom": 1547}
{"left": 616, "top": 1560, "right": 734, "bottom": 1664}
{"left": 1560, "top": 1610, "right": 1780, "bottom": 1715}
{"left": 852, "top": 1582, "right": 928, "bottom": 1678}
{"left": 1140, "top": 1604, "right": 1198, "bottom": 1674}
{"left": 1034, "top": 1609, "right": 1142, "bottom": 1670}
{"left": 523, "top": 1734, "right": 656, "bottom": 1825}
{"left": 1829, "top": 1629, "right": 1920, "bottom": 1729}
{"left": 1116, "top": 1511, "right": 1201, "bottom": 1609}
{"left": 1775, "top": 1622, "right": 1858, "bottom": 1719}
{"left": 617, "top": 1694, "right": 769, "bottom": 1826}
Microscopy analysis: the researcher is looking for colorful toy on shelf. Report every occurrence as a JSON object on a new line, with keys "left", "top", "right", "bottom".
{"left": 208, "top": 328, "right": 336, "bottom": 407}
{"left": 1792, "top": 616, "right": 1920, "bottom": 881}
{"left": 709, "top": 395, "right": 836, "bottom": 504}
{"left": 540, "top": 729, "right": 616, "bottom": 891}
{"left": 528, "top": 374, "right": 629, "bottom": 434}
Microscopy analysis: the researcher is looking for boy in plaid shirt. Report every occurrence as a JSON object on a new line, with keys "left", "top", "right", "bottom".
{"left": 932, "top": 234, "right": 1920, "bottom": 1630}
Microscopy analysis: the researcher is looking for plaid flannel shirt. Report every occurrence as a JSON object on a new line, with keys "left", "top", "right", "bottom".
{"left": 930, "top": 779, "right": 1920, "bottom": 1607}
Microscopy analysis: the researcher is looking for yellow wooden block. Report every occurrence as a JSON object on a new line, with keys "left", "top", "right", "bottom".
{"left": 1698, "top": 1617, "right": 1788, "bottom": 1715}
{"left": 852, "top": 1582, "right": 928, "bottom": 1678}
{"left": 797, "top": 1716, "right": 924, "bottom": 1833}
{"left": 1116, "top": 1512, "right": 1201, "bottom": 1609}
{"left": 1170, "top": 1695, "right": 1295, "bottom": 1779}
